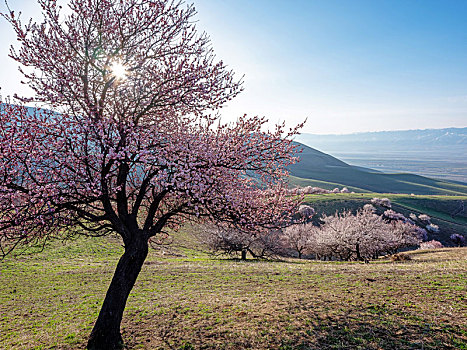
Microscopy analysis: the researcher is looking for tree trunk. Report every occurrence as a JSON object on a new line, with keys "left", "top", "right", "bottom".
{"left": 241, "top": 249, "right": 247, "bottom": 260}
{"left": 87, "top": 235, "right": 149, "bottom": 350}
{"left": 356, "top": 243, "right": 362, "bottom": 261}
{"left": 298, "top": 251, "right": 302, "bottom": 259}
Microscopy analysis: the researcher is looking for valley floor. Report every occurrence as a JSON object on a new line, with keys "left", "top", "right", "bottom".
{"left": 333, "top": 153, "right": 467, "bottom": 184}
{"left": 0, "top": 236, "right": 466, "bottom": 349}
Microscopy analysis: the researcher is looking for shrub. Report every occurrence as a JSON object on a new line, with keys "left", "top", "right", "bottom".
{"left": 390, "top": 253, "right": 412, "bottom": 262}
{"left": 418, "top": 214, "right": 431, "bottom": 222}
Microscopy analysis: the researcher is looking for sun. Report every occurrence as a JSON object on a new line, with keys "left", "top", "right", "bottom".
{"left": 110, "top": 60, "right": 127, "bottom": 81}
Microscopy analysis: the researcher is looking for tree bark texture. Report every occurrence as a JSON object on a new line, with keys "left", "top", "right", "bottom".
{"left": 87, "top": 236, "right": 148, "bottom": 350}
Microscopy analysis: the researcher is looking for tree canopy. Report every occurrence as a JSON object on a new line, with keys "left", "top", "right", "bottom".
{"left": 0, "top": 0, "right": 303, "bottom": 348}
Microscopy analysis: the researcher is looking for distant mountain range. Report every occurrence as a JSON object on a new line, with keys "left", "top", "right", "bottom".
{"left": 288, "top": 142, "right": 467, "bottom": 195}
{"left": 295, "top": 128, "right": 467, "bottom": 183}
{"left": 296, "top": 127, "right": 467, "bottom": 156}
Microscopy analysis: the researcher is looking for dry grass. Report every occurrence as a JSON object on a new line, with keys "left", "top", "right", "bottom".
{"left": 0, "top": 236, "right": 466, "bottom": 350}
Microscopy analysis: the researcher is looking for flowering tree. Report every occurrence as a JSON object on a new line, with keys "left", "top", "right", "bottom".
{"left": 413, "top": 226, "right": 428, "bottom": 241}
{"left": 425, "top": 223, "right": 440, "bottom": 233}
{"left": 282, "top": 223, "right": 313, "bottom": 258}
{"left": 363, "top": 203, "right": 376, "bottom": 212}
{"left": 0, "top": 1, "right": 303, "bottom": 348}
{"left": 281, "top": 205, "right": 315, "bottom": 258}
{"left": 371, "top": 197, "right": 392, "bottom": 208}
{"left": 450, "top": 233, "right": 465, "bottom": 247}
{"left": 420, "top": 240, "right": 444, "bottom": 250}
{"left": 204, "top": 204, "right": 314, "bottom": 259}
{"left": 203, "top": 224, "right": 284, "bottom": 260}
{"left": 308, "top": 208, "right": 423, "bottom": 261}
{"left": 287, "top": 186, "right": 330, "bottom": 195}
{"left": 383, "top": 209, "right": 407, "bottom": 222}
{"left": 418, "top": 214, "right": 431, "bottom": 222}
{"left": 203, "top": 225, "right": 258, "bottom": 260}
{"left": 297, "top": 204, "right": 316, "bottom": 219}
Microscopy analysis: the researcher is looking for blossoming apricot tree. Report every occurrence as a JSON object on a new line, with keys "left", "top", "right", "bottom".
{"left": 0, "top": 0, "right": 303, "bottom": 348}
{"left": 308, "top": 208, "right": 423, "bottom": 261}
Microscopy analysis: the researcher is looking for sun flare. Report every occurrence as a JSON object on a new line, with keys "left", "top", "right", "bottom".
{"left": 110, "top": 61, "right": 127, "bottom": 81}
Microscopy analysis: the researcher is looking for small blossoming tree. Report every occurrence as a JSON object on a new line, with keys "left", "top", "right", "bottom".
{"left": 371, "top": 197, "right": 392, "bottom": 208}
{"left": 450, "top": 233, "right": 465, "bottom": 247}
{"left": 420, "top": 240, "right": 444, "bottom": 250}
{"left": 0, "top": 1, "right": 303, "bottom": 348}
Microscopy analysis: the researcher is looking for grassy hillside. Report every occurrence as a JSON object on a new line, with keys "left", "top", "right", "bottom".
{"left": 0, "top": 235, "right": 465, "bottom": 349}
{"left": 288, "top": 143, "right": 467, "bottom": 196}
{"left": 303, "top": 193, "right": 467, "bottom": 244}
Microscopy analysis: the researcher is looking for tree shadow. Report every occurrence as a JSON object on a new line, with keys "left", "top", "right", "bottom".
{"left": 122, "top": 305, "right": 465, "bottom": 350}
{"left": 285, "top": 312, "right": 465, "bottom": 350}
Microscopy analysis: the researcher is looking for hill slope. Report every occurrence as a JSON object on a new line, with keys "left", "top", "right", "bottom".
{"left": 288, "top": 143, "right": 467, "bottom": 195}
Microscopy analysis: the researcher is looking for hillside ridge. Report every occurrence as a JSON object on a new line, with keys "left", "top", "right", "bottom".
{"left": 289, "top": 142, "right": 467, "bottom": 195}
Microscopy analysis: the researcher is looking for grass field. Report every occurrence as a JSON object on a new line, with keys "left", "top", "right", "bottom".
{"left": 1, "top": 234, "right": 466, "bottom": 350}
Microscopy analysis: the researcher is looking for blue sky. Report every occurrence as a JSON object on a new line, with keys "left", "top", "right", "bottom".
{"left": 1, "top": 0, "right": 466, "bottom": 134}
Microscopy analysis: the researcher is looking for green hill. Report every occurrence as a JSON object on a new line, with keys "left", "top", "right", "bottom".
{"left": 288, "top": 143, "right": 467, "bottom": 195}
